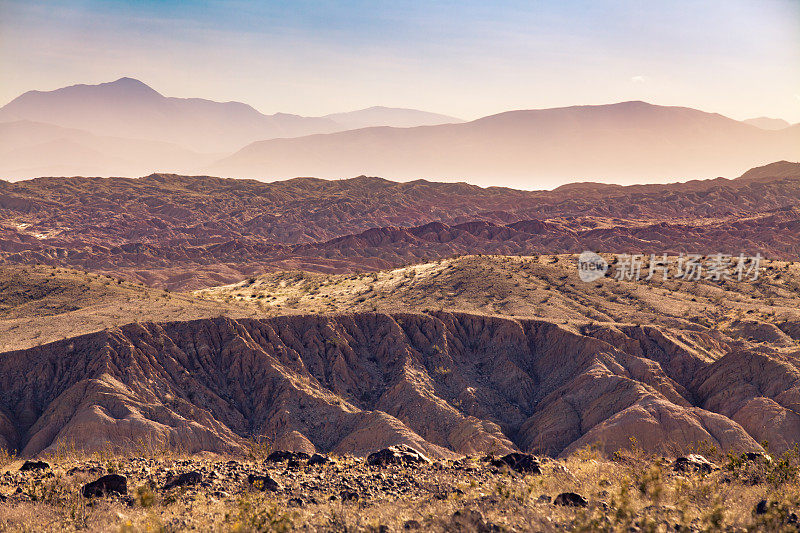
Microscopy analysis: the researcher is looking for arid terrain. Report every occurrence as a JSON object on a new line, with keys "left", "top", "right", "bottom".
{"left": 1, "top": 444, "right": 798, "bottom": 532}
{"left": 2, "top": 161, "right": 799, "bottom": 289}
{"left": 1, "top": 163, "right": 800, "bottom": 531}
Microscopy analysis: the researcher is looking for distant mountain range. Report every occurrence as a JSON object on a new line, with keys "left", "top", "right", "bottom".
{"left": 1, "top": 78, "right": 797, "bottom": 186}
{"left": 212, "top": 101, "right": 800, "bottom": 188}
{"left": 743, "top": 117, "right": 792, "bottom": 130}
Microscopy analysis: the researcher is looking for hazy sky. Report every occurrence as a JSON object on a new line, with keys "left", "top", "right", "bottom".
{"left": 1, "top": 0, "right": 799, "bottom": 122}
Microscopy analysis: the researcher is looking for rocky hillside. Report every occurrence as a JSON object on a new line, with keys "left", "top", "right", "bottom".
{"left": 1, "top": 309, "right": 798, "bottom": 460}
{"left": 1, "top": 162, "right": 799, "bottom": 289}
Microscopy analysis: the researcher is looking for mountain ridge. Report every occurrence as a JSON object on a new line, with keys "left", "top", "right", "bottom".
{"left": 211, "top": 101, "right": 800, "bottom": 187}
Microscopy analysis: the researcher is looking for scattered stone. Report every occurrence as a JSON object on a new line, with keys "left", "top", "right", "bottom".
{"left": 266, "top": 451, "right": 310, "bottom": 463}
{"left": 247, "top": 473, "right": 281, "bottom": 492}
{"left": 164, "top": 471, "right": 202, "bottom": 490}
{"left": 367, "top": 445, "right": 431, "bottom": 467}
{"left": 82, "top": 474, "right": 128, "bottom": 498}
{"left": 553, "top": 492, "right": 588, "bottom": 507}
{"left": 490, "top": 453, "right": 541, "bottom": 474}
{"left": 403, "top": 519, "right": 421, "bottom": 530}
{"left": 673, "top": 454, "right": 717, "bottom": 474}
{"left": 19, "top": 460, "right": 50, "bottom": 472}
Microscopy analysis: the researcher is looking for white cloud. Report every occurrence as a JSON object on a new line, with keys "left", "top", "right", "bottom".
{"left": 631, "top": 75, "right": 647, "bottom": 83}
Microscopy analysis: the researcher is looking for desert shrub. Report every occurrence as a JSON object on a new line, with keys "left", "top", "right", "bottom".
{"left": 725, "top": 446, "right": 800, "bottom": 487}
{"left": 244, "top": 435, "right": 274, "bottom": 461}
{"left": 227, "top": 498, "right": 297, "bottom": 533}
{"left": 0, "top": 445, "right": 15, "bottom": 467}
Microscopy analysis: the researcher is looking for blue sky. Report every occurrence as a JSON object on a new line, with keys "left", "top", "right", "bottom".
{"left": 1, "top": 0, "right": 798, "bottom": 121}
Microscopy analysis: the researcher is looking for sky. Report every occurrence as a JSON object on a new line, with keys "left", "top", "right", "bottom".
{"left": 1, "top": 0, "right": 799, "bottom": 122}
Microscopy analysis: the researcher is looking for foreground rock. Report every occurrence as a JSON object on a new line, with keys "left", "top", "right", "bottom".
{"left": 266, "top": 451, "right": 310, "bottom": 463}
{"left": 82, "top": 474, "right": 127, "bottom": 497}
{"left": 553, "top": 492, "right": 588, "bottom": 507}
{"left": 368, "top": 445, "right": 431, "bottom": 467}
{"left": 673, "top": 454, "right": 717, "bottom": 474}
{"left": 19, "top": 460, "right": 50, "bottom": 472}
{"left": 0, "top": 451, "right": 796, "bottom": 532}
{"left": 164, "top": 471, "right": 202, "bottom": 490}
{"left": 490, "top": 453, "right": 541, "bottom": 474}
{"left": 247, "top": 473, "right": 281, "bottom": 492}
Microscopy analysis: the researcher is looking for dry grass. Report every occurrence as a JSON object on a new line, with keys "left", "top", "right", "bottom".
{"left": 1, "top": 446, "right": 799, "bottom": 532}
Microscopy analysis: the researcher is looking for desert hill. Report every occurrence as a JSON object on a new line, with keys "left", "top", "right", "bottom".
{"left": 0, "top": 254, "right": 798, "bottom": 459}
{"left": 210, "top": 102, "right": 800, "bottom": 187}
{"left": 0, "top": 309, "right": 793, "bottom": 459}
{"left": 1, "top": 162, "right": 799, "bottom": 289}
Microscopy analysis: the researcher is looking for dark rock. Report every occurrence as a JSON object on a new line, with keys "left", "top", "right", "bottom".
{"left": 403, "top": 519, "right": 421, "bottom": 529}
{"left": 554, "top": 492, "right": 588, "bottom": 507}
{"left": 755, "top": 500, "right": 769, "bottom": 515}
{"left": 247, "top": 473, "right": 281, "bottom": 492}
{"left": 743, "top": 451, "right": 773, "bottom": 464}
{"left": 19, "top": 460, "right": 50, "bottom": 472}
{"left": 266, "top": 451, "right": 310, "bottom": 462}
{"left": 490, "top": 453, "right": 541, "bottom": 474}
{"left": 340, "top": 489, "right": 360, "bottom": 501}
{"left": 163, "top": 471, "right": 202, "bottom": 490}
{"left": 308, "top": 453, "right": 331, "bottom": 466}
{"left": 288, "top": 497, "right": 304, "bottom": 507}
{"left": 0, "top": 493, "right": 6, "bottom": 503}
{"left": 82, "top": 474, "right": 128, "bottom": 498}
{"left": 287, "top": 459, "right": 301, "bottom": 469}
{"left": 367, "top": 445, "right": 431, "bottom": 467}
{"left": 537, "top": 494, "right": 552, "bottom": 504}
{"left": 673, "top": 454, "right": 717, "bottom": 474}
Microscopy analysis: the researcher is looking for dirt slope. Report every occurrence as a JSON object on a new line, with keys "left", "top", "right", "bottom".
{"left": 2, "top": 308, "right": 798, "bottom": 459}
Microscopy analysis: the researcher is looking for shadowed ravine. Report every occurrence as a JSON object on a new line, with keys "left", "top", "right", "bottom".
{"left": 1, "top": 312, "right": 796, "bottom": 458}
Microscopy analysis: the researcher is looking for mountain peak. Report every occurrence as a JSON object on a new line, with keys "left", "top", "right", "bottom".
{"left": 98, "top": 77, "right": 162, "bottom": 97}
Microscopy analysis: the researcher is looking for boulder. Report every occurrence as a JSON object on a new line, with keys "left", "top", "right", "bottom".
{"left": 490, "top": 453, "right": 541, "bottom": 474}
{"left": 554, "top": 492, "right": 588, "bottom": 507}
{"left": 19, "top": 460, "right": 50, "bottom": 472}
{"left": 163, "top": 471, "right": 202, "bottom": 490}
{"left": 247, "top": 473, "right": 281, "bottom": 492}
{"left": 368, "top": 445, "right": 430, "bottom": 467}
{"left": 82, "top": 474, "right": 127, "bottom": 497}
{"left": 265, "top": 451, "right": 310, "bottom": 463}
{"left": 308, "top": 453, "right": 331, "bottom": 466}
{"left": 673, "top": 454, "right": 717, "bottom": 474}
